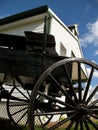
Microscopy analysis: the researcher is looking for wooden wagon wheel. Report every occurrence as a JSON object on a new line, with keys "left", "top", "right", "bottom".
{"left": 28, "top": 58, "right": 98, "bottom": 130}
{"left": 7, "top": 83, "right": 31, "bottom": 128}
{"left": 7, "top": 79, "right": 53, "bottom": 128}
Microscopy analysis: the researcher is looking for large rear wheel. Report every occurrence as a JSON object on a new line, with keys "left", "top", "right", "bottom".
{"left": 28, "top": 58, "right": 98, "bottom": 130}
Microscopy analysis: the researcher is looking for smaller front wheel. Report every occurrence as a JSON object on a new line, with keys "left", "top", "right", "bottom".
{"left": 7, "top": 85, "right": 31, "bottom": 128}
{"left": 7, "top": 83, "right": 52, "bottom": 128}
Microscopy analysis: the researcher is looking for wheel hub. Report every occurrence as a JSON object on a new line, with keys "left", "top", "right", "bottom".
{"left": 76, "top": 104, "right": 88, "bottom": 116}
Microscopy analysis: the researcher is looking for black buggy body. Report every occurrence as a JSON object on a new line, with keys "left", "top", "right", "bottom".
{"left": 0, "top": 32, "right": 70, "bottom": 87}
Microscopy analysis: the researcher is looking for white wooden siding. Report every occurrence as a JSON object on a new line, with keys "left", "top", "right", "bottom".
{"left": 50, "top": 18, "right": 83, "bottom": 58}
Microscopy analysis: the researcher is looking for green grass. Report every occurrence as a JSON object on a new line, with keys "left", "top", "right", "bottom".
{"left": 22, "top": 120, "right": 98, "bottom": 130}
{"left": 23, "top": 125, "right": 98, "bottom": 130}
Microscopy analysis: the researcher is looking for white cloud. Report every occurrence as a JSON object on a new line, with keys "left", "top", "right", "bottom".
{"left": 94, "top": 50, "right": 98, "bottom": 55}
{"left": 80, "top": 19, "right": 98, "bottom": 47}
{"left": 85, "top": 5, "right": 90, "bottom": 13}
{"left": 93, "top": 70, "right": 98, "bottom": 78}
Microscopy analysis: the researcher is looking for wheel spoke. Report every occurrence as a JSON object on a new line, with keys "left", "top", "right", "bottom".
{"left": 9, "top": 102, "right": 28, "bottom": 107}
{"left": 86, "top": 116, "right": 98, "bottom": 129}
{"left": 35, "top": 109, "right": 46, "bottom": 126}
{"left": 38, "top": 91, "right": 75, "bottom": 109}
{"left": 83, "top": 118, "right": 90, "bottom": 130}
{"left": 89, "top": 113, "right": 98, "bottom": 119}
{"left": 80, "top": 119, "right": 83, "bottom": 130}
{"left": 89, "top": 105, "right": 98, "bottom": 113}
{"left": 34, "top": 110, "right": 75, "bottom": 116}
{"left": 34, "top": 109, "right": 53, "bottom": 127}
{"left": 78, "top": 62, "right": 82, "bottom": 102}
{"left": 16, "top": 110, "right": 27, "bottom": 124}
{"left": 83, "top": 67, "right": 94, "bottom": 102}
{"left": 48, "top": 113, "right": 76, "bottom": 130}
{"left": 11, "top": 106, "right": 28, "bottom": 116}
{"left": 63, "top": 64, "right": 78, "bottom": 103}
{"left": 88, "top": 105, "right": 98, "bottom": 119}
{"left": 74, "top": 120, "right": 79, "bottom": 130}
{"left": 89, "top": 99, "right": 98, "bottom": 106}
{"left": 86, "top": 85, "right": 98, "bottom": 104}
{"left": 49, "top": 74, "right": 76, "bottom": 105}
{"left": 15, "top": 86, "right": 30, "bottom": 100}
{"left": 9, "top": 96, "right": 29, "bottom": 102}
{"left": 66, "top": 120, "right": 75, "bottom": 130}
{"left": 24, "top": 119, "right": 28, "bottom": 127}
{"left": 26, "top": 89, "right": 31, "bottom": 99}
{"left": 38, "top": 115, "right": 43, "bottom": 126}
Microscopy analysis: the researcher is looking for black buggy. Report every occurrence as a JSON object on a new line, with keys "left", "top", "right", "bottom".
{"left": 0, "top": 18, "right": 98, "bottom": 130}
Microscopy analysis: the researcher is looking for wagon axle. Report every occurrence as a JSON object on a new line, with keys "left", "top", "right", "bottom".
{"left": 76, "top": 103, "right": 89, "bottom": 116}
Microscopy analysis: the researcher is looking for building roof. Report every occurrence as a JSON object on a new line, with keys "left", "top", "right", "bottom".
{"left": 0, "top": 5, "right": 48, "bottom": 26}
{"left": 0, "top": 5, "right": 79, "bottom": 41}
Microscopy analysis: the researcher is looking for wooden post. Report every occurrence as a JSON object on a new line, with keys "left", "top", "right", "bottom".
{"left": 42, "top": 16, "right": 47, "bottom": 54}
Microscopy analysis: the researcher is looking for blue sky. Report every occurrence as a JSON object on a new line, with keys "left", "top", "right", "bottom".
{"left": 0, "top": 0, "right": 98, "bottom": 63}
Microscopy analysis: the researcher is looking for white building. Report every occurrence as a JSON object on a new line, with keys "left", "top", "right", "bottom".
{"left": 0, "top": 5, "right": 83, "bottom": 59}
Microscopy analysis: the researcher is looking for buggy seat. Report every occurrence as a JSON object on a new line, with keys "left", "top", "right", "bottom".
{"left": 24, "top": 31, "right": 58, "bottom": 55}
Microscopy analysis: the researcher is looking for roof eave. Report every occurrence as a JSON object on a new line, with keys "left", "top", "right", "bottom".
{"left": 0, "top": 5, "right": 48, "bottom": 26}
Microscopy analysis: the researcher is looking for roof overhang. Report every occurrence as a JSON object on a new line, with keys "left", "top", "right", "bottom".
{"left": 0, "top": 5, "right": 49, "bottom": 26}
